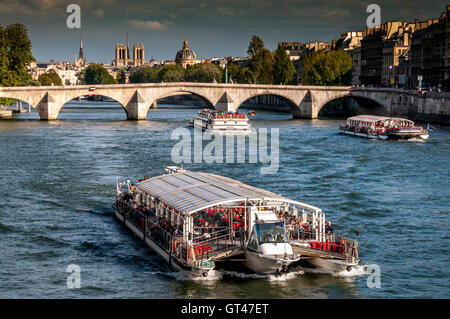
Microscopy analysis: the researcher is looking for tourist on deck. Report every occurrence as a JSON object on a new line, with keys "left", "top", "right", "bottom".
{"left": 325, "top": 221, "right": 334, "bottom": 241}
{"left": 325, "top": 221, "right": 333, "bottom": 234}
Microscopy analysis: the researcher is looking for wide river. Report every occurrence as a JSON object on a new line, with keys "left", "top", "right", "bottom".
{"left": 0, "top": 101, "right": 449, "bottom": 298}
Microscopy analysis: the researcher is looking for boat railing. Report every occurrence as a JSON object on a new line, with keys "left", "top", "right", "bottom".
{"left": 115, "top": 199, "right": 236, "bottom": 267}
{"left": 288, "top": 229, "right": 359, "bottom": 261}
{"left": 214, "top": 114, "right": 247, "bottom": 119}
{"left": 171, "top": 228, "right": 234, "bottom": 267}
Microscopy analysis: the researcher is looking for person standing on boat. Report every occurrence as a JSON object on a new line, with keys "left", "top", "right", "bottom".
{"left": 325, "top": 221, "right": 334, "bottom": 240}
{"left": 325, "top": 221, "right": 333, "bottom": 233}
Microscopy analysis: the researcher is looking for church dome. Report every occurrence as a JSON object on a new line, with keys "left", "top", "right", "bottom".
{"left": 176, "top": 40, "right": 196, "bottom": 61}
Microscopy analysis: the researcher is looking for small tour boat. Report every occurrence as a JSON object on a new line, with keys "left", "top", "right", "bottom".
{"left": 339, "top": 115, "right": 429, "bottom": 140}
{"left": 189, "top": 109, "right": 252, "bottom": 134}
{"left": 248, "top": 110, "right": 256, "bottom": 116}
{"left": 243, "top": 210, "right": 300, "bottom": 274}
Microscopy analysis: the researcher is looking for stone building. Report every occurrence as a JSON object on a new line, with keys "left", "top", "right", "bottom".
{"left": 411, "top": 5, "right": 450, "bottom": 90}
{"left": 397, "top": 48, "right": 412, "bottom": 87}
{"left": 28, "top": 60, "right": 79, "bottom": 86}
{"left": 112, "top": 35, "right": 146, "bottom": 67}
{"left": 277, "top": 42, "right": 305, "bottom": 61}
{"left": 361, "top": 21, "right": 423, "bottom": 86}
{"left": 175, "top": 39, "right": 198, "bottom": 68}
{"left": 304, "top": 41, "right": 332, "bottom": 52}
{"left": 381, "top": 25, "right": 415, "bottom": 86}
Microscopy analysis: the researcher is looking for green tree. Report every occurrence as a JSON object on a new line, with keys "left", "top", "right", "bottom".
{"left": 38, "top": 71, "right": 62, "bottom": 86}
{"left": 83, "top": 64, "right": 117, "bottom": 84}
{"left": 247, "top": 35, "right": 265, "bottom": 57}
{"left": 129, "top": 67, "right": 159, "bottom": 83}
{"left": 0, "top": 23, "right": 34, "bottom": 106}
{"left": 326, "top": 50, "right": 352, "bottom": 85}
{"left": 5, "top": 23, "right": 34, "bottom": 84}
{"left": 185, "top": 63, "right": 223, "bottom": 83}
{"left": 273, "top": 48, "right": 297, "bottom": 85}
{"left": 301, "top": 50, "right": 352, "bottom": 86}
{"left": 116, "top": 69, "right": 126, "bottom": 84}
{"left": 246, "top": 36, "right": 275, "bottom": 84}
{"left": 250, "top": 48, "right": 274, "bottom": 84}
{"left": 237, "top": 67, "right": 254, "bottom": 84}
{"left": 0, "top": 26, "right": 16, "bottom": 105}
{"left": 157, "top": 65, "right": 185, "bottom": 82}
{"left": 226, "top": 63, "right": 240, "bottom": 83}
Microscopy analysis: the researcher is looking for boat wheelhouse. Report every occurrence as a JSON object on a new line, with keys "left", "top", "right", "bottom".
{"left": 189, "top": 109, "right": 252, "bottom": 134}
{"left": 339, "top": 115, "right": 429, "bottom": 140}
{"left": 113, "top": 167, "right": 359, "bottom": 276}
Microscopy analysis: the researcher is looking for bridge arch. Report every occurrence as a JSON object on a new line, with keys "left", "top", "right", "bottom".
{"left": 0, "top": 96, "right": 39, "bottom": 117}
{"left": 152, "top": 89, "right": 215, "bottom": 109}
{"left": 58, "top": 93, "right": 130, "bottom": 120}
{"left": 0, "top": 94, "right": 38, "bottom": 110}
{"left": 313, "top": 91, "right": 388, "bottom": 118}
{"left": 234, "top": 92, "right": 299, "bottom": 116}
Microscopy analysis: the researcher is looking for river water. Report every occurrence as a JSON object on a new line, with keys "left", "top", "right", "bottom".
{"left": 0, "top": 101, "right": 449, "bottom": 298}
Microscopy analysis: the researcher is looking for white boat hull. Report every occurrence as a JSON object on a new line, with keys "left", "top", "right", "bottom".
{"left": 190, "top": 115, "right": 252, "bottom": 134}
{"left": 307, "top": 257, "right": 359, "bottom": 272}
{"left": 342, "top": 130, "right": 388, "bottom": 140}
{"left": 243, "top": 249, "right": 300, "bottom": 274}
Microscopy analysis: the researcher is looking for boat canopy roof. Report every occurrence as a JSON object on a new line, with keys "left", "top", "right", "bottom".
{"left": 136, "top": 171, "right": 321, "bottom": 215}
{"left": 347, "top": 115, "right": 390, "bottom": 122}
{"left": 347, "top": 115, "right": 414, "bottom": 124}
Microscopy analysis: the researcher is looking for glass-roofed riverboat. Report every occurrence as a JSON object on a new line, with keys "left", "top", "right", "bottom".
{"left": 339, "top": 115, "right": 429, "bottom": 140}
{"left": 113, "top": 167, "right": 360, "bottom": 277}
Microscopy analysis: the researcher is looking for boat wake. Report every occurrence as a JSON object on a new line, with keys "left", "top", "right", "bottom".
{"left": 334, "top": 264, "right": 370, "bottom": 277}
{"left": 266, "top": 269, "right": 305, "bottom": 282}
{"left": 402, "top": 137, "right": 426, "bottom": 142}
{"left": 171, "top": 269, "right": 306, "bottom": 282}
{"left": 143, "top": 271, "right": 179, "bottom": 279}
{"left": 75, "top": 207, "right": 112, "bottom": 216}
{"left": 301, "top": 264, "right": 370, "bottom": 277}
{"left": 175, "top": 270, "right": 224, "bottom": 281}
{"left": 221, "top": 269, "right": 305, "bottom": 282}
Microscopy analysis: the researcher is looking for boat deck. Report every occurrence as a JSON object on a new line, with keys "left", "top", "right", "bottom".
{"left": 209, "top": 244, "right": 243, "bottom": 261}
{"left": 292, "top": 245, "right": 344, "bottom": 260}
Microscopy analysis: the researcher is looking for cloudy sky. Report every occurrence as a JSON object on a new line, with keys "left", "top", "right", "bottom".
{"left": 0, "top": 0, "right": 447, "bottom": 63}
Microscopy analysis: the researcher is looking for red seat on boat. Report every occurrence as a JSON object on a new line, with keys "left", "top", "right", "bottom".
{"left": 331, "top": 242, "right": 337, "bottom": 252}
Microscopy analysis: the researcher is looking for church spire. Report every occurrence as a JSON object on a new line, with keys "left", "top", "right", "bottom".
{"left": 79, "top": 33, "right": 84, "bottom": 60}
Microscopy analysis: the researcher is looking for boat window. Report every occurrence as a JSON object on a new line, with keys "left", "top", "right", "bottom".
{"left": 255, "top": 222, "right": 287, "bottom": 244}
{"left": 247, "top": 228, "right": 258, "bottom": 251}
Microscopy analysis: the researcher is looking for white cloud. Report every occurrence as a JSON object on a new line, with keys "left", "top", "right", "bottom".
{"left": 125, "top": 19, "right": 169, "bottom": 30}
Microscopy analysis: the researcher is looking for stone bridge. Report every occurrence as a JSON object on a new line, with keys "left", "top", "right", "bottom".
{"left": 0, "top": 83, "right": 448, "bottom": 124}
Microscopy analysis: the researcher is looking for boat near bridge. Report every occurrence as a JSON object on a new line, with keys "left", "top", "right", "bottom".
{"left": 339, "top": 115, "right": 429, "bottom": 140}
{"left": 189, "top": 109, "right": 252, "bottom": 134}
{"left": 113, "top": 166, "right": 360, "bottom": 277}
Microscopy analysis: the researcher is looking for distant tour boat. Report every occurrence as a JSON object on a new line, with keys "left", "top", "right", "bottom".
{"left": 339, "top": 115, "right": 429, "bottom": 140}
{"left": 248, "top": 110, "right": 256, "bottom": 116}
{"left": 189, "top": 109, "right": 252, "bottom": 134}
